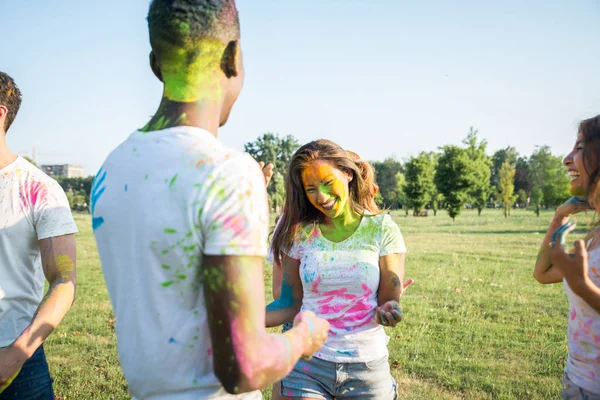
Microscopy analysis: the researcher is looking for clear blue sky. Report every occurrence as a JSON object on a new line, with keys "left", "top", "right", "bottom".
{"left": 3, "top": 0, "right": 599, "bottom": 176}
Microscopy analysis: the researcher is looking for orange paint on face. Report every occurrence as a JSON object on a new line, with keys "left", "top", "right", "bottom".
{"left": 301, "top": 161, "right": 350, "bottom": 219}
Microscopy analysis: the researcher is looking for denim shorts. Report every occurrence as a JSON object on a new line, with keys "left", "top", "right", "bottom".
{"left": 282, "top": 321, "right": 293, "bottom": 333}
{"left": 281, "top": 355, "right": 397, "bottom": 400}
{"left": 0, "top": 345, "right": 54, "bottom": 400}
{"left": 562, "top": 373, "right": 600, "bottom": 400}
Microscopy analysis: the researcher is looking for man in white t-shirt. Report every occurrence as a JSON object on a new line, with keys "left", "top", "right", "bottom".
{"left": 91, "top": 1, "right": 329, "bottom": 399}
{"left": 0, "top": 72, "right": 79, "bottom": 398}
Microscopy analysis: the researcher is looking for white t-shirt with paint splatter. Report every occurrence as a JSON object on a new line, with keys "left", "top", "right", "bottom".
{"left": 564, "top": 243, "right": 600, "bottom": 394}
{"left": 287, "top": 213, "right": 406, "bottom": 363}
{"left": 92, "top": 127, "right": 267, "bottom": 400}
{"left": 0, "top": 156, "right": 78, "bottom": 348}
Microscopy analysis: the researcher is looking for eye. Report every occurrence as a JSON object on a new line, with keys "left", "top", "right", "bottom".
{"left": 305, "top": 188, "right": 315, "bottom": 193}
{"left": 325, "top": 180, "right": 334, "bottom": 186}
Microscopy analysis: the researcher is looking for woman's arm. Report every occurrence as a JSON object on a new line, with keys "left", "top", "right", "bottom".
{"left": 266, "top": 254, "right": 303, "bottom": 327}
{"left": 534, "top": 197, "right": 589, "bottom": 284}
{"left": 376, "top": 253, "right": 412, "bottom": 328}
{"left": 272, "top": 257, "right": 283, "bottom": 300}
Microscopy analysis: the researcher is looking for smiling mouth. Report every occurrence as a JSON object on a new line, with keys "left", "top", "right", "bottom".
{"left": 569, "top": 170, "right": 580, "bottom": 181}
{"left": 320, "top": 199, "right": 336, "bottom": 211}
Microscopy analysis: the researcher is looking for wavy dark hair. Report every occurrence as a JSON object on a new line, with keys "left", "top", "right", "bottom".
{"left": 271, "top": 139, "right": 379, "bottom": 262}
{"left": 580, "top": 115, "right": 600, "bottom": 207}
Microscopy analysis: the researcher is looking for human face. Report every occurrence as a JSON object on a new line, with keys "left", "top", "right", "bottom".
{"left": 301, "top": 160, "right": 352, "bottom": 219}
{"left": 563, "top": 131, "right": 588, "bottom": 197}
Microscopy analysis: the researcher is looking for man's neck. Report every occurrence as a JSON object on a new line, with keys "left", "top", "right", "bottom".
{"left": 141, "top": 95, "right": 222, "bottom": 136}
{"left": 0, "top": 136, "right": 17, "bottom": 170}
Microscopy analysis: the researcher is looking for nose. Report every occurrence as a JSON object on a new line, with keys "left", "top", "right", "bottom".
{"left": 316, "top": 190, "right": 329, "bottom": 205}
{"left": 563, "top": 151, "right": 574, "bottom": 167}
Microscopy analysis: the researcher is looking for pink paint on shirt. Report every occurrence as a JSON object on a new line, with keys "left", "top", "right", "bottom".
{"left": 571, "top": 308, "right": 577, "bottom": 321}
{"left": 311, "top": 276, "right": 322, "bottom": 293}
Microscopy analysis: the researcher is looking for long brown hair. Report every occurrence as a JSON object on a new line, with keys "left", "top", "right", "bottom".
{"left": 580, "top": 115, "right": 600, "bottom": 207}
{"left": 271, "top": 139, "right": 379, "bottom": 262}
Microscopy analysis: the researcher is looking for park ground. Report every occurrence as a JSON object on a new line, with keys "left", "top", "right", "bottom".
{"left": 46, "top": 209, "right": 588, "bottom": 399}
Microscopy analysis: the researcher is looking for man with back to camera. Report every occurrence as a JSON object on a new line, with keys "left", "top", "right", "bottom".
{"left": 91, "top": 1, "right": 329, "bottom": 399}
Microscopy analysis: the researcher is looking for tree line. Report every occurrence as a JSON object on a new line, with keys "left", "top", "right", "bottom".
{"left": 245, "top": 130, "right": 571, "bottom": 220}
{"left": 37, "top": 130, "right": 570, "bottom": 220}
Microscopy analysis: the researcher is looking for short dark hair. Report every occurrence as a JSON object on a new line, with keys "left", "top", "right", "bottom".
{"left": 0, "top": 72, "right": 22, "bottom": 132}
{"left": 147, "top": 0, "right": 240, "bottom": 55}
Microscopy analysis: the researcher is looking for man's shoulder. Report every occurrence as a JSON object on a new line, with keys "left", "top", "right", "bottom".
{"left": 16, "top": 158, "right": 64, "bottom": 192}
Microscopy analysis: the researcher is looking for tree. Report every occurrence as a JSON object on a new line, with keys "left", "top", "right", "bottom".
{"left": 23, "top": 156, "right": 38, "bottom": 167}
{"left": 491, "top": 146, "right": 518, "bottom": 187}
{"left": 372, "top": 158, "right": 403, "bottom": 208}
{"left": 514, "top": 156, "right": 532, "bottom": 197}
{"left": 435, "top": 145, "right": 472, "bottom": 221}
{"left": 56, "top": 176, "right": 94, "bottom": 205}
{"left": 269, "top": 171, "right": 286, "bottom": 214}
{"left": 430, "top": 190, "right": 444, "bottom": 217}
{"left": 395, "top": 172, "right": 409, "bottom": 216}
{"left": 530, "top": 186, "right": 544, "bottom": 217}
{"left": 463, "top": 128, "right": 493, "bottom": 216}
{"left": 516, "top": 189, "right": 528, "bottom": 206}
{"left": 244, "top": 133, "right": 300, "bottom": 212}
{"left": 497, "top": 162, "right": 516, "bottom": 218}
{"left": 529, "top": 146, "right": 570, "bottom": 209}
{"left": 404, "top": 152, "right": 436, "bottom": 214}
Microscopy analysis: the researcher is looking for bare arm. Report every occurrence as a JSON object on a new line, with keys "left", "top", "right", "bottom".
{"left": 533, "top": 214, "right": 569, "bottom": 284}
{"left": 266, "top": 254, "right": 303, "bottom": 327}
{"left": 1, "top": 234, "right": 77, "bottom": 387}
{"left": 202, "top": 254, "right": 319, "bottom": 394}
{"left": 271, "top": 257, "right": 283, "bottom": 300}
{"left": 378, "top": 253, "right": 406, "bottom": 306}
{"left": 15, "top": 234, "right": 77, "bottom": 356}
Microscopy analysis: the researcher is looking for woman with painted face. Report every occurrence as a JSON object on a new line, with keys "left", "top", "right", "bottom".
{"left": 533, "top": 115, "right": 600, "bottom": 399}
{"left": 266, "top": 139, "right": 411, "bottom": 400}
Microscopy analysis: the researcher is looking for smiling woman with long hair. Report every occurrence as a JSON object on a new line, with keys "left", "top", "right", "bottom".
{"left": 266, "top": 139, "right": 411, "bottom": 400}
{"left": 533, "top": 115, "right": 600, "bottom": 399}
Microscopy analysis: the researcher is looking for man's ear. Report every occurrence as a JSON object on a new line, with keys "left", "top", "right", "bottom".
{"left": 0, "top": 105, "right": 7, "bottom": 130}
{"left": 149, "top": 51, "right": 163, "bottom": 82}
{"left": 220, "top": 40, "right": 239, "bottom": 79}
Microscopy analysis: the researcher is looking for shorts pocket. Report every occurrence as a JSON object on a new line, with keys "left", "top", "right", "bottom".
{"left": 364, "top": 355, "right": 388, "bottom": 371}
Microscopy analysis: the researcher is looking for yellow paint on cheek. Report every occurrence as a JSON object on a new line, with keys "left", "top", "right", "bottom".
{"left": 55, "top": 254, "right": 74, "bottom": 280}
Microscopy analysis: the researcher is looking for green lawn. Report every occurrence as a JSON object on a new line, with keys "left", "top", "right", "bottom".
{"left": 46, "top": 209, "right": 585, "bottom": 399}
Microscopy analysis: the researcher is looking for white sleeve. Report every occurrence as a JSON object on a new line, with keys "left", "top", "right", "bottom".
{"left": 201, "top": 154, "right": 270, "bottom": 256}
{"left": 379, "top": 214, "right": 406, "bottom": 256}
{"left": 34, "top": 179, "right": 78, "bottom": 240}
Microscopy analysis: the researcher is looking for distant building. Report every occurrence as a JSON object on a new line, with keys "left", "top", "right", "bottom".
{"left": 41, "top": 164, "right": 84, "bottom": 178}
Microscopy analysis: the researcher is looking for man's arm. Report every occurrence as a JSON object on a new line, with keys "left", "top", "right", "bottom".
{"left": 18, "top": 234, "right": 77, "bottom": 353}
{"left": 0, "top": 234, "right": 76, "bottom": 386}
{"left": 202, "top": 254, "right": 326, "bottom": 394}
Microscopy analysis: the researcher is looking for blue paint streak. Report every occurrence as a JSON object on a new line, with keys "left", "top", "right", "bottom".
{"left": 124, "top": 184, "right": 128, "bottom": 192}
{"left": 266, "top": 278, "right": 297, "bottom": 312}
{"left": 90, "top": 168, "right": 107, "bottom": 230}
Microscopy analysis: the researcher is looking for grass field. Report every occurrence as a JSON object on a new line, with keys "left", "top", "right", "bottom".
{"left": 45, "top": 209, "right": 589, "bottom": 399}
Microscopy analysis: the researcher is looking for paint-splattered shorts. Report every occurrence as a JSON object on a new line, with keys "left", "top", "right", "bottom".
{"left": 281, "top": 355, "right": 397, "bottom": 399}
{"left": 562, "top": 373, "right": 600, "bottom": 400}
